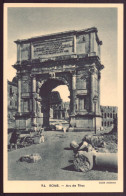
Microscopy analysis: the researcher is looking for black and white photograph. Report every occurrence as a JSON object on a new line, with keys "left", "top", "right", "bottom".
{"left": 3, "top": 3, "right": 123, "bottom": 193}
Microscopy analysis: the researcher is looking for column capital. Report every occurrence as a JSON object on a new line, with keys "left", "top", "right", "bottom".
{"left": 17, "top": 74, "right": 22, "bottom": 80}
{"left": 89, "top": 65, "right": 97, "bottom": 75}
{"left": 70, "top": 70, "right": 77, "bottom": 76}
{"left": 30, "top": 74, "right": 36, "bottom": 79}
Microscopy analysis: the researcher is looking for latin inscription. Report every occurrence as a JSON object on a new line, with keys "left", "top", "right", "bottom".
{"left": 19, "top": 34, "right": 91, "bottom": 61}
{"left": 33, "top": 37, "right": 74, "bottom": 58}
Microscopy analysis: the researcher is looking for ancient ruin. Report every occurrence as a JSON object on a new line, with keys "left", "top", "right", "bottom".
{"left": 13, "top": 27, "right": 104, "bottom": 131}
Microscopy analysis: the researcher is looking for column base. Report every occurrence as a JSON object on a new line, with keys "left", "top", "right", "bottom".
{"left": 69, "top": 113, "right": 102, "bottom": 132}
{"left": 15, "top": 113, "right": 43, "bottom": 131}
{"left": 15, "top": 114, "right": 32, "bottom": 131}
{"left": 68, "top": 127, "right": 95, "bottom": 132}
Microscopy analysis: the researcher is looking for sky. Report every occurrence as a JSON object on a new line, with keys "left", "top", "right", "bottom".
{"left": 7, "top": 5, "right": 118, "bottom": 106}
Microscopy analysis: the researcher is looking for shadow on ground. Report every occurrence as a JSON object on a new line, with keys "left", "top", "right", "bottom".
{"left": 62, "top": 160, "right": 117, "bottom": 173}
{"left": 62, "top": 164, "right": 75, "bottom": 172}
{"left": 93, "top": 165, "right": 118, "bottom": 173}
{"left": 64, "top": 147, "right": 72, "bottom": 150}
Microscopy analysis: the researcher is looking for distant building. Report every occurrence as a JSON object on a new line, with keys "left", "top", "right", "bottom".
{"left": 49, "top": 91, "right": 70, "bottom": 120}
{"left": 52, "top": 104, "right": 118, "bottom": 126}
{"left": 52, "top": 101, "right": 70, "bottom": 120}
{"left": 100, "top": 106, "right": 118, "bottom": 128}
{"left": 8, "top": 77, "right": 18, "bottom": 129}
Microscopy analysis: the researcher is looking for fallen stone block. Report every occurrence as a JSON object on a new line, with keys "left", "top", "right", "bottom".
{"left": 73, "top": 151, "right": 93, "bottom": 172}
{"left": 82, "top": 134, "right": 105, "bottom": 148}
{"left": 33, "top": 135, "right": 45, "bottom": 144}
{"left": 70, "top": 141, "right": 79, "bottom": 150}
{"left": 18, "top": 153, "right": 41, "bottom": 163}
{"left": 95, "top": 147, "right": 109, "bottom": 153}
{"left": 73, "top": 151, "right": 117, "bottom": 172}
{"left": 78, "top": 141, "right": 94, "bottom": 152}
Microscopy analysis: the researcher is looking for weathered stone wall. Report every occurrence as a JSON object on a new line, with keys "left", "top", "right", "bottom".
{"left": 8, "top": 80, "right": 18, "bottom": 129}
{"left": 21, "top": 75, "right": 32, "bottom": 113}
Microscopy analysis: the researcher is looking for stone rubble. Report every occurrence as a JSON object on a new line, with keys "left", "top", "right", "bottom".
{"left": 18, "top": 153, "right": 41, "bottom": 163}
{"left": 73, "top": 151, "right": 94, "bottom": 172}
{"left": 70, "top": 134, "right": 108, "bottom": 172}
{"left": 9, "top": 130, "right": 45, "bottom": 150}
{"left": 70, "top": 140, "right": 79, "bottom": 150}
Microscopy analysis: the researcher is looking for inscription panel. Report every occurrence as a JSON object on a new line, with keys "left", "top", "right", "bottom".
{"left": 19, "top": 32, "right": 99, "bottom": 62}
{"left": 33, "top": 36, "right": 74, "bottom": 59}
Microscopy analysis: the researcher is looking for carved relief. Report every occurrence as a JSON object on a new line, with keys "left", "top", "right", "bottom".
{"left": 76, "top": 35, "right": 86, "bottom": 54}
{"left": 89, "top": 66, "right": 97, "bottom": 75}
{"left": 36, "top": 80, "right": 45, "bottom": 94}
{"left": 21, "top": 78, "right": 31, "bottom": 93}
{"left": 76, "top": 71, "right": 89, "bottom": 90}
{"left": 77, "top": 35, "right": 85, "bottom": 44}
{"left": 80, "top": 71, "right": 89, "bottom": 81}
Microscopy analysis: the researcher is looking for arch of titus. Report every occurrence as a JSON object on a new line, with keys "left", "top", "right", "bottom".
{"left": 13, "top": 27, "right": 104, "bottom": 131}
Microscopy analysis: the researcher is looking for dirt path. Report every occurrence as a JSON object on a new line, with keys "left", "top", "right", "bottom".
{"left": 8, "top": 131, "right": 117, "bottom": 180}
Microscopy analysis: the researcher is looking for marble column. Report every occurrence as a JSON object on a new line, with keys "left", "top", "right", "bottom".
{"left": 72, "top": 73, "right": 76, "bottom": 114}
{"left": 32, "top": 75, "right": 37, "bottom": 126}
{"left": 31, "top": 43, "right": 34, "bottom": 60}
{"left": 18, "top": 76, "right": 21, "bottom": 113}
{"left": 76, "top": 98, "right": 79, "bottom": 111}
{"left": 32, "top": 76, "right": 37, "bottom": 113}
{"left": 98, "top": 72, "right": 101, "bottom": 113}
{"left": 73, "top": 35, "right": 76, "bottom": 53}
{"left": 17, "top": 44, "right": 21, "bottom": 62}
{"left": 90, "top": 72, "right": 94, "bottom": 112}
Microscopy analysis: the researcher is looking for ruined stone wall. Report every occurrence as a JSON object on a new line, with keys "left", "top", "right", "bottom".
{"left": 21, "top": 75, "right": 32, "bottom": 113}
{"left": 8, "top": 80, "right": 18, "bottom": 129}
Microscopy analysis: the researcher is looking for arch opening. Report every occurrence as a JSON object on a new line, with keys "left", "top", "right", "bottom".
{"left": 39, "top": 78, "right": 70, "bottom": 129}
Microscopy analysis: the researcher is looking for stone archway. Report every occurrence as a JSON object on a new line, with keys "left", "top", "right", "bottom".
{"left": 13, "top": 27, "right": 104, "bottom": 132}
{"left": 38, "top": 77, "right": 71, "bottom": 128}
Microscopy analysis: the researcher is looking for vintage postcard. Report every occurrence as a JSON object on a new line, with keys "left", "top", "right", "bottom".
{"left": 3, "top": 3, "right": 123, "bottom": 193}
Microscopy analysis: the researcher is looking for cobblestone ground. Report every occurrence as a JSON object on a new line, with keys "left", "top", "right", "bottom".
{"left": 8, "top": 131, "right": 118, "bottom": 180}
